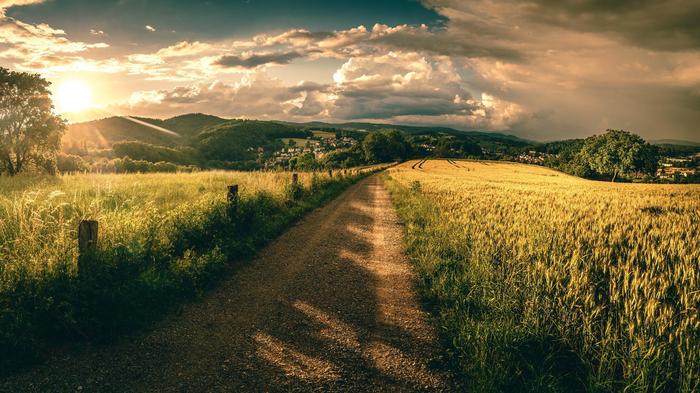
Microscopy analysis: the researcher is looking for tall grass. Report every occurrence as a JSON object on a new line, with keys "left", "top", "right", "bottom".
{"left": 385, "top": 160, "right": 700, "bottom": 392}
{"left": 0, "top": 168, "right": 381, "bottom": 373}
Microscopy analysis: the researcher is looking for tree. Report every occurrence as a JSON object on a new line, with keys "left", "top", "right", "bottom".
{"left": 434, "top": 136, "right": 482, "bottom": 158}
{"left": 362, "top": 130, "right": 410, "bottom": 163}
{"left": 0, "top": 68, "right": 65, "bottom": 175}
{"left": 577, "top": 129, "right": 658, "bottom": 182}
{"left": 56, "top": 153, "right": 87, "bottom": 173}
{"left": 289, "top": 152, "right": 317, "bottom": 170}
{"left": 320, "top": 146, "right": 364, "bottom": 168}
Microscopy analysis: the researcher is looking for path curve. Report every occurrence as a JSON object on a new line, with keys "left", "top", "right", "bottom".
{"left": 1, "top": 176, "right": 454, "bottom": 392}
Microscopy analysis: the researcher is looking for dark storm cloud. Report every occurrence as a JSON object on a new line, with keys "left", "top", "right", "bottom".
{"left": 525, "top": 0, "right": 700, "bottom": 51}
{"left": 215, "top": 51, "right": 307, "bottom": 69}
{"left": 370, "top": 29, "right": 523, "bottom": 61}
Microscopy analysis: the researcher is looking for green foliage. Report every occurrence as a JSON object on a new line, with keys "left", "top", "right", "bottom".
{"left": 362, "top": 129, "right": 411, "bottom": 163}
{"left": 288, "top": 152, "right": 318, "bottom": 170}
{"left": 433, "top": 136, "right": 482, "bottom": 158}
{"left": 576, "top": 130, "right": 659, "bottom": 181}
{"left": 112, "top": 141, "right": 196, "bottom": 165}
{"left": 56, "top": 153, "right": 87, "bottom": 173}
{"left": 319, "top": 146, "right": 365, "bottom": 168}
{"left": 112, "top": 157, "right": 196, "bottom": 173}
{"left": 0, "top": 68, "right": 65, "bottom": 175}
{"left": 194, "top": 120, "right": 307, "bottom": 162}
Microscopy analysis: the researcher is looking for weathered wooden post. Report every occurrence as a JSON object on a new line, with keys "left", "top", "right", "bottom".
{"left": 291, "top": 173, "right": 300, "bottom": 200}
{"left": 328, "top": 169, "right": 333, "bottom": 177}
{"left": 227, "top": 184, "right": 239, "bottom": 216}
{"left": 78, "top": 220, "right": 98, "bottom": 256}
{"left": 78, "top": 220, "right": 98, "bottom": 275}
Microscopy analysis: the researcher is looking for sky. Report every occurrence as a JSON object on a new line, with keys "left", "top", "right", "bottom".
{"left": 1, "top": 0, "right": 699, "bottom": 142}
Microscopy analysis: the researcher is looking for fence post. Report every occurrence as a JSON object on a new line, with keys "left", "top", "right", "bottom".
{"left": 228, "top": 184, "right": 239, "bottom": 216}
{"left": 78, "top": 220, "right": 98, "bottom": 275}
{"left": 78, "top": 220, "right": 98, "bottom": 256}
{"left": 328, "top": 169, "right": 333, "bottom": 177}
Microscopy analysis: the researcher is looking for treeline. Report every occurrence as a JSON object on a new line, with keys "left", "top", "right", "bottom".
{"left": 540, "top": 130, "right": 660, "bottom": 182}
{"left": 292, "top": 130, "right": 485, "bottom": 170}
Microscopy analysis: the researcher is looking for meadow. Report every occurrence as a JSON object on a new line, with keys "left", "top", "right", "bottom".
{"left": 0, "top": 167, "right": 379, "bottom": 373}
{"left": 385, "top": 160, "right": 700, "bottom": 392}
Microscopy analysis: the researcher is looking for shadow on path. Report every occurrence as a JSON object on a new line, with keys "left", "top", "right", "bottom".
{"left": 1, "top": 176, "right": 454, "bottom": 392}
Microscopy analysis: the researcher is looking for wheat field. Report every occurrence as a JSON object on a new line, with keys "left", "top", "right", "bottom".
{"left": 385, "top": 160, "right": 700, "bottom": 392}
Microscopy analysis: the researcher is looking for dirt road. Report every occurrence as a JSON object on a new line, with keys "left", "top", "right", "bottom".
{"left": 1, "top": 176, "right": 454, "bottom": 392}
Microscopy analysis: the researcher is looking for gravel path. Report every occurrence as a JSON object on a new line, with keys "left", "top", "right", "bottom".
{"left": 1, "top": 176, "right": 455, "bottom": 392}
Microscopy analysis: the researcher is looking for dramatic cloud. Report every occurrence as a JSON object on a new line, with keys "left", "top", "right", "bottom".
{"left": 0, "top": 0, "right": 44, "bottom": 11}
{"left": 119, "top": 75, "right": 302, "bottom": 119}
{"left": 215, "top": 50, "right": 308, "bottom": 69}
{"left": 0, "top": 1, "right": 109, "bottom": 74}
{"left": 523, "top": 0, "right": 700, "bottom": 51}
{"left": 2, "top": 0, "right": 698, "bottom": 141}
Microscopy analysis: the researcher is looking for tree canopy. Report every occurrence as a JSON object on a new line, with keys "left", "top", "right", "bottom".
{"left": 0, "top": 68, "right": 65, "bottom": 175}
{"left": 362, "top": 130, "right": 411, "bottom": 163}
{"left": 576, "top": 129, "right": 659, "bottom": 181}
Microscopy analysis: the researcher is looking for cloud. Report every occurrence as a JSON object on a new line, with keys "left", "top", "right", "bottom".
{"left": 521, "top": 0, "right": 700, "bottom": 52}
{"left": 328, "top": 51, "right": 520, "bottom": 129}
{"left": 119, "top": 53, "right": 520, "bottom": 131}
{"left": 118, "top": 75, "right": 301, "bottom": 119}
{"left": 0, "top": 0, "right": 44, "bottom": 12}
{"left": 0, "top": 9, "right": 109, "bottom": 72}
{"left": 4, "top": 0, "right": 696, "bottom": 141}
{"left": 215, "top": 50, "right": 308, "bottom": 69}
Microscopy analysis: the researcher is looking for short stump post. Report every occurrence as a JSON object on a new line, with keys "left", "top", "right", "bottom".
{"left": 228, "top": 184, "right": 239, "bottom": 216}
{"left": 78, "top": 220, "right": 98, "bottom": 275}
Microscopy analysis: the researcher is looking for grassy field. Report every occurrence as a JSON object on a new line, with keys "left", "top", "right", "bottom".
{"left": 0, "top": 167, "right": 381, "bottom": 373}
{"left": 385, "top": 160, "right": 700, "bottom": 392}
{"left": 282, "top": 137, "right": 313, "bottom": 147}
{"left": 310, "top": 130, "right": 336, "bottom": 139}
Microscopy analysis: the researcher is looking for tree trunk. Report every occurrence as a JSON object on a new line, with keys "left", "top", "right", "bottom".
{"left": 611, "top": 170, "right": 618, "bottom": 182}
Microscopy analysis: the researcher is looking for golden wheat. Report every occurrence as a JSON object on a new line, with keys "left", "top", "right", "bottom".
{"left": 386, "top": 159, "right": 700, "bottom": 392}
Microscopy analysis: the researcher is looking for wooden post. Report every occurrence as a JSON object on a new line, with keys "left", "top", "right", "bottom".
{"left": 291, "top": 173, "right": 300, "bottom": 200}
{"left": 227, "top": 184, "right": 239, "bottom": 216}
{"left": 328, "top": 169, "right": 332, "bottom": 177}
{"left": 78, "top": 220, "right": 98, "bottom": 256}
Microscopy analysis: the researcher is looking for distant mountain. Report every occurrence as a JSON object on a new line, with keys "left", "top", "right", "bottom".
{"left": 651, "top": 139, "right": 700, "bottom": 147}
{"left": 63, "top": 113, "right": 229, "bottom": 149}
{"left": 286, "top": 120, "right": 530, "bottom": 144}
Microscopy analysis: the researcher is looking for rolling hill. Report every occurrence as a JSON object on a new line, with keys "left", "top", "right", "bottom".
{"left": 63, "top": 113, "right": 228, "bottom": 150}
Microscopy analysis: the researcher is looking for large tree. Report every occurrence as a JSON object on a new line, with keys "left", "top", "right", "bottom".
{"left": 577, "top": 129, "right": 658, "bottom": 182}
{"left": 0, "top": 68, "right": 65, "bottom": 175}
{"left": 362, "top": 130, "right": 410, "bottom": 163}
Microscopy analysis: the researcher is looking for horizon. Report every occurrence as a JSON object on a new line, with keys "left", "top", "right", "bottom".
{"left": 67, "top": 112, "right": 700, "bottom": 145}
{"left": 1, "top": 0, "right": 699, "bottom": 142}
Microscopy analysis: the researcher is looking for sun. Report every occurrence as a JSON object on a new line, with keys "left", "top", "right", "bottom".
{"left": 55, "top": 79, "right": 93, "bottom": 113}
